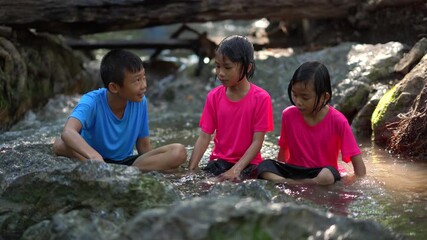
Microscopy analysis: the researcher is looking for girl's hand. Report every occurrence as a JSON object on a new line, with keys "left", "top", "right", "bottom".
{"left": 340, "top": 173, "right": 357, "bottom": 185}
{"left": 188, "top": 165, "right": 200, "bottom": 171}
{"left": 217, "top": 169, "right": 241, "bottom": 182}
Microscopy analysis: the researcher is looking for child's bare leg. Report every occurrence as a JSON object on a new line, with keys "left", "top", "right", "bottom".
{"left": 133, "top": 143, "right": 187, "bottom": 171}
{"left": 260, "top": 172, "right": 287, "bottom": 182}
{"left": 261, "top": 170, "right": 334, "bottom": 185}
{"left": 311, "top": 168, "right": 335, "bottom": 185}
{"left": 52, "top": 137, "right": 86, "bottom": 161}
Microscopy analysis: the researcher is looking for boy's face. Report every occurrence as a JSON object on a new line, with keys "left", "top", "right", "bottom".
{"left": 214, "top": 53, "right": 243, "bottom": 87}
{"left": 116, "top": 68, "right": 147, "bottom": 102}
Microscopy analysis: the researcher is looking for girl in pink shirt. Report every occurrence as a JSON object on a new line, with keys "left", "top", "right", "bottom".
{"left": 188, "top": 35, "right": 274, "bottom": 181}
{"left": 257, "top": 61, "right": 366, "bottom": 185}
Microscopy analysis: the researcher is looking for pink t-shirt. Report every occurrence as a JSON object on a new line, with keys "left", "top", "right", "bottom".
{"left": 200, "top": 83, "right": 274, "bottom": 165}
{"left": 278, "top": 106, "right": 361, "bottom": 170}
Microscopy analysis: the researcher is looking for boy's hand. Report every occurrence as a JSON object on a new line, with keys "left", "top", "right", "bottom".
{"left": 87, "top": 152, "right": 104, "bottom": 162}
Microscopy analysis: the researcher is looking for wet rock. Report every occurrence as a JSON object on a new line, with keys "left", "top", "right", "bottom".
{"left": 143, "top": 60, "right": 182, "bottom": 104}
{"left": 21, "top": 209, "right": 121, "bottom": 240}
{"left": 372, "top": 54, "right": 427, "bottom": 146}
{"left": 387, "top": 75, "right": 427, "bottom": 157}
{"left": 351, "top": 83, "right": 389, "bottom": 138}
{"left": 153, "top": 41, "right": 407, "bottom": 140}
{"left": 334, "top": 42, "right": 404, "bottom": 124}
{"left": 336, "top": 81, "right": 371, "bottom": 123}
{"left": 119, "top": 197, "right": 404, "bottom": 240}
{"left": 395, "top": 37, "right": 427, "bottom": 75}
{"left": 206, "top": 179, "right": 283, "bottom": 202}
{"left": 253, "top": 41, "right": 404, "bottom": 131}
{"left": 0, "top": 144, "right": 77, "bottom": 193}
{"left": 0, "top": 146, "right": 179, "bottom": 238}
{"left": 0, "top": 40, "right": 420, "bottom": 239}
{"left": 0, "top": 29, "right": 97, "bottom": 132}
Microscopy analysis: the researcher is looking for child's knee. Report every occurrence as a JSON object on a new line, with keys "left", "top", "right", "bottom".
{"left": 315, "top": 168, "right": 335, "bottom": 185}
{"left": 172, "top": 143, "right": 187, "bottom": 164}
{"left": 179, "top": 145, "right": 187, "bottom": 163}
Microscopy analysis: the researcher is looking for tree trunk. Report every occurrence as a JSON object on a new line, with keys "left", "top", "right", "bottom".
{"left": 0, "top": 0, "right": 424, "bottom": 36}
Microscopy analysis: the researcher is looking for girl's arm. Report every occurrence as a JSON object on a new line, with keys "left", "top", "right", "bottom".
{"left": 188, "top": 131, "right": 212, "bottom": 170}
{"left": 277, "top": 144, "right": 292, "bottom": 162}
{"left": 351, "top": 154, "right": 366, "bottom": 176}
{"left": 341, "top": 154, "right": 366, "bottom": 185}
{"left": 220, "top": 132, "right": 265, "bottom": 181}
{"left": 277, "top": 147, "right": 285, "bottom": 162}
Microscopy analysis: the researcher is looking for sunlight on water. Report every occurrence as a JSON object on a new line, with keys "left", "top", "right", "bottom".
{"left": 1, "top": 94, "right": 426, "bottom": 239}
{"left": 148, "top": 122, "right": 427, "bottom": 239}
{"left": 365, "top": 142, "right": 427, "bottom": 194}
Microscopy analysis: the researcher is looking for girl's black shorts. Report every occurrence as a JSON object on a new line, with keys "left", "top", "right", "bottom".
{"left": 203, "top": 159, "right": 258, "bottom": 179}
{"left": 257, "top": 159, "right": 341, "bottom": 182}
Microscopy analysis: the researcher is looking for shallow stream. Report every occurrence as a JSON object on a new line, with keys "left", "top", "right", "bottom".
{"left": 1, "top": 93, "right": 426, "bottom": 239}
{"left": 2, "top": 20, "right": 426, "bottom": 238}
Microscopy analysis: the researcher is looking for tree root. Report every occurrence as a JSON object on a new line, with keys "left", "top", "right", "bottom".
{"left": 388, "top": 83, "right": 427, "bottom": 158}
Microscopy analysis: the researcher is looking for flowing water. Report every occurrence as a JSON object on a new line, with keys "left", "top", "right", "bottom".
{"left": 152, "top": 117, "right": 427, "bottom": 240}
{"left": 1, "top": 93, "right": 426, "bottom": 239}
{"left": 1, "top": 21, "right": 426, "bottom": 239}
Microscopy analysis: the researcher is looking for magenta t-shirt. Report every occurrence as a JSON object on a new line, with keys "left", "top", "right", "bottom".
{"left": 200, "top": 83, "right": 274, "bottom": 165}
{"left": 278, "top": 106, "right": 361, "bottom": 169}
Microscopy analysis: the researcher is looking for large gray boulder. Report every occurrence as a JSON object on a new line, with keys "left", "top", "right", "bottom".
{"left": 118, "top": 197, "right": 404, "bottom": 240}
{"left": 371, "top": 53, "right": 427, "bottom": 146}
{"left": 0, "top": 146, "right": 179, "bottom": 239}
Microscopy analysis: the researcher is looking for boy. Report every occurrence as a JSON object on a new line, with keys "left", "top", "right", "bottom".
{"left": 53, "top": 49, "right": 186, "bottom": 170}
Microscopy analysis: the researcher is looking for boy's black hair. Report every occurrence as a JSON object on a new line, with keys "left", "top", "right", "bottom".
{"left": 287, "top": 61, "right": 332, "bottom": 113}
{"left": 216, "top": 35, "right": 255, "bottom": 81}
{"left": 100, "top": 49, "right": 144, "bottom": 88}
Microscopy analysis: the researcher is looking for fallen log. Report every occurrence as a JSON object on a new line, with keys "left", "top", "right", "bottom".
{"left": 66, "top": 39, "right": 198, "bottom": 51}
{"left": 65, "top": 24, "right": 218, "bottom": 76}
{"left": 0, "top": 0, "right": 424, "bottom": 36}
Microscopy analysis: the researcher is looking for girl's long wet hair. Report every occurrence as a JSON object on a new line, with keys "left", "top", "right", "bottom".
{"left": 288, "top": 61, "right": 332, "bottom": 113}
{"left": 215, "top": 35, "right": 255, "bottom": 81}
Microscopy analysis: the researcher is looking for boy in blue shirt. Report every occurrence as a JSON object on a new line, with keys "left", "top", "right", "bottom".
{"left": 53, "top": 49, "right": 186, "bottom": 170}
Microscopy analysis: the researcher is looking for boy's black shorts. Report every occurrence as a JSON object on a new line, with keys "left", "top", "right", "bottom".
{"left": 104, "top": 155, "right": 140, "bottom": 166}
{"left": 203, "top": 159, "right": 258, "bottom": 179}
{"left": 257, "top": 159, "right": 341, "bottom": 182}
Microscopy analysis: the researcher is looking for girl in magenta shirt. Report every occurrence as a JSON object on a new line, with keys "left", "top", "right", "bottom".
{"left": 188, "top": 35, "right": 274, "bottom": 181}
{"left": 258, "top": 61, "right": 366, "bottom": 185}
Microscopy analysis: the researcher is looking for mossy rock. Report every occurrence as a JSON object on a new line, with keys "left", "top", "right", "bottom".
{"left": 371, "top": 85, "right": 398, "bottom": 131}
{"left": 371, "top": 85, "right": 414, "bottom": 145}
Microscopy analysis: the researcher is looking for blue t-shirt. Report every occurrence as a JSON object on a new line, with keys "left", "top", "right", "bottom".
{"left": 69, "top": 88, "right": 149, "bottom": 160}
